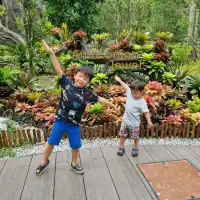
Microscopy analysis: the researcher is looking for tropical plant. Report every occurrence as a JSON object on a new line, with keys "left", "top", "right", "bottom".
{"left": 166, "top": 99, "right": 182, "bottom": 110}
{"left": 118, "top": 39, "right": 132, "bottom": 52}
{"left": 164, "top": 115, "right": 183, "bottom": 125}
{"left": 0, "top": 67, "right": 20, "bottom": 86}
{"left": 154, "top": 52, "right": 170, "bottom": 63}
{"left": 162, "top": 72, "right": 176, "bottom": 85}
{"left": 91, "top": 33, "right": 111, "bottom": 41}
{"left": 156, "top": 32, "right": 173, "bottom": 41}
{"left": 117, "top": 29, "right": 134, "bottom": 41}
{"left": 143, "top": 44, "right": 154, "bottom": 52}
{"left": 89, "top": 73, "right": 108, "bottom": 88}
{"left": 134, "top": 32, "right": 149, "bottom": 45}
{"left": 187, "top": 97, "right": 200, "bottom": 113}
{"left": 86, "top": 103, "right": 104, "bottom": 115}
{"left": 59, "top": 53, "right": 72, "bottom": 67}
{"left": 170, "top": 44, "right": 192, "bottom": 68}
{"left": 142, "top": 53, "right": 154, "bottom": 61}
{"left": 148, "top": 61, "right": 165, "bottom": 79}
{"left": 26, "top": 92, "right": 44, "bottom": 103}
{"left": 184, "top": 73, "right": 200, "bottom": 95}
{"left": 73, "top": 30, "right": 87, "bottom": 41}
{"left": 145, "top": 81, "right": 169, "bottom": 99}
{"left": 132, "top": 44, "right": 142, "bottom": 51}
{"left": 154, "top": 40, "right": 165, "bottom": 52}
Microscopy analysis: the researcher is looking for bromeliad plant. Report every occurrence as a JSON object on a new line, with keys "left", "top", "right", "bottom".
{"left": 164, "top": 115, "right": 183, "bottom": 125}
{"left": 132, "top": 44, "right": 142, "bottom": 52}
{"left": 166, "top": 99, "right": 182, "bottom": 110}
{"left": 156, "top": 32, "right": 173, "bottom": 42}
{"left": 82, "top": 103, "right": 119, "bottom": 126}
{"left": 142, "top": 53, "right": 154, "bottom": 62}
{"left": 155, "top": 52, "right": 170, "bottom": 63}
{"left": 91, "top": 33, "right": 111, "bottom": 49}
{"left": 187, "top": 97, "right": 200, "bottom": 113}
{"left": 162, "top": 72, "right": 177, "bottom": 85}
{"left": 143, "top": 44, "right": 154, "bottom": 52}
{"left": 134, "top": 32, "right": 149, "bottom": 45}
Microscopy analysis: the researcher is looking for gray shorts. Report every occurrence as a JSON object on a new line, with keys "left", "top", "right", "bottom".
{"left": 119, "top": 123, "right": 140, "bottom": 140}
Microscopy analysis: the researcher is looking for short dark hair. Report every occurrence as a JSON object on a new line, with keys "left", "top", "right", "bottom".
{"left": 76, "top": 66, "right": 94, "bottom": 81}
{"left": 130, "top": 80, "right": 145, "bottom": 91}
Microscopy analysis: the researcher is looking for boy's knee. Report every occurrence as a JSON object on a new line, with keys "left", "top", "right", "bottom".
{"left": 70, "top": 140, "right": 81, "bottom": 149}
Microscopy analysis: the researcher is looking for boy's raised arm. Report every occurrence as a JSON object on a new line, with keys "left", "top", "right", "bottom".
{"left": 114, "top": 75, "right": 129, "bottom": 90}
{"left": 98, "top": 97, "right": 120, "bottom": 113}
{"left": 42, "top": 40, "right": 63, "bottom": 79}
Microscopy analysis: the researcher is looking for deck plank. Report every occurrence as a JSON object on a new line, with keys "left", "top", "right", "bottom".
{"left": 54, "top": 150, "right": 86, "bottom": 200}
{"left": 0, "top": 156, "right": 32, "bottom": 200}
{"left": 101, "top": 146, "right": 138, "bottom": 200}
{"left": 0, "top": 160, "right": 6, "bottom": 173}
{"left": 165, "top": 145, "right": 200, "bottom": 170}
{"left": 21, "top": 153, "right": 55, "bottom": 200}
{"left": 80, "top": 148, "right": 119, "bottom": 200}
{"left": 188, "top": 146, "right": 200, "bottom": 156}
{"left": 144, "top": 144, "right": 177, "bottom": 162}
{"left": 125, "top": 145, "right": 158, "bottom": 200}
{"left": 113, "top": 146, "right": 153, "bottom": 200}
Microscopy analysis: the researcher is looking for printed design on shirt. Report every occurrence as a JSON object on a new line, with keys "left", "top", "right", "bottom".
{"left": 61, "top": 102, "right": 65, "bottom": 109}
{"left": 62, "top": 90, "right": 68, "bottom": 101}
{"left": 75, "top": 93, "right": 84, "bottom": 101}
{"left": 73, "top": 101, "right": 81, "bottom": 109}
{"left": 57, "top": 109, "right": 62, "bottom": 115}
{"left": 68, "top": 110, "right": 76, "bottom": 118}
{"left": 65, "top": 85, "right": 70, "bottom": 90}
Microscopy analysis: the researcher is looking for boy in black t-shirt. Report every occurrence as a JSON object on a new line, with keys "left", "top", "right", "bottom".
{"left": 36, "top": 40, "right": 119, "bottom": 175}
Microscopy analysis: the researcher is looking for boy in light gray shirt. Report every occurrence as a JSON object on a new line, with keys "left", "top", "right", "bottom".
{"left": 115, "top": 76, "right": 153, "bottom": 157}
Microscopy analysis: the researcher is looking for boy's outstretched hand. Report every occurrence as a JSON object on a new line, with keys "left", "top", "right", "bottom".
{"left": 113, "top": 106, "right": 121, "bottom": 115}
{"left": 42, "top": 40, "right": 54, "bottom": 55}
{"left": 114, "top": 75, "right": 121, "bottom": 82}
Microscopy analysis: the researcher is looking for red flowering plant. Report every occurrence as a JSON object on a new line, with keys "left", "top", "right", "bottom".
{"left": 118, "top": 39, "right": 133, "bottom": 52}
{"left": 145, "top": 81, "right": 169, "bottom": 99}
{"left": 51, "top": 27, "right": 62, "bottom": 40}
{"left": 154, "top": 39, "right": 165, "bottom": 52}
{"left": 164, "top": 115, "right": 183, "bottom": 125}
{"left": 73, "top": 30, "right": 87, "bottom": 41}
{"left": 109, "top": 44, "right": 119, "bottom": 52}
{"left": 155, "top": 52, "right": 170, "bottom": 63}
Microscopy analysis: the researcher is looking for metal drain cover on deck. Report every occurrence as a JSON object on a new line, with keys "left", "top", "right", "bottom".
{"left": 138, "top": 160, "right": 200, "bottom": 200}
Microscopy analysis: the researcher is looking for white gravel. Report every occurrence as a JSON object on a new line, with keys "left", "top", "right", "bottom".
{"left": 1, "top": 137, "right": 200, "bottom": 160}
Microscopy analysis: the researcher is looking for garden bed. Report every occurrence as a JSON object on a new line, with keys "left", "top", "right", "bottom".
{"left": 1, "top": 121, "right": 200, "bottom": 148}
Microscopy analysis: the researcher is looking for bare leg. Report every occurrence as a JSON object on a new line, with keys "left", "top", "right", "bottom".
{"left": 72, "top": 149, "right": 79, "bottom": 166}
{"left": 133, "top": 139, "right": 139, "bottom": 149}
{"left": 41, "top": 142, "right": 54, "bottom": 165}
{"left": 120, "top": 136, "right": 126, "bottom": 148}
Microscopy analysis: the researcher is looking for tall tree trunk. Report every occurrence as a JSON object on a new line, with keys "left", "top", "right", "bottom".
{"left": 188, "top": 0, "right": 196, "bottom": 45}
{"left": 194, "top": 8, "right": 199, "bottom": 41}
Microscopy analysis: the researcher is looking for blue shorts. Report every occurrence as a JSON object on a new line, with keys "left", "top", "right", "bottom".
{"left": 48, "top": 119, "right": 81, "bottom": 149}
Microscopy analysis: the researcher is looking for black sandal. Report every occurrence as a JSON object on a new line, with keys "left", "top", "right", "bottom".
{"left": 36, "top": 159, "right": 50, "bottom": 175}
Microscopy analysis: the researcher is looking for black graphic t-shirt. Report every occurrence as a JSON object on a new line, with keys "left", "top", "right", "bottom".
{"left": 55, "top": 75, "right": 98, "bottom": 125}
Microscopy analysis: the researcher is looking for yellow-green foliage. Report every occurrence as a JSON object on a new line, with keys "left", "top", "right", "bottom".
{"left": 182, "top": 59, "right": 200, "bottom": 75}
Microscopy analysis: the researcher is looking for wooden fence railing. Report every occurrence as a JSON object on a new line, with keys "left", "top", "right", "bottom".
{"left": 0, "top": 121, "right": 200, "bottom": 148}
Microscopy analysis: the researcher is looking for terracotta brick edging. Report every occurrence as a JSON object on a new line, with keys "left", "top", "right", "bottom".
{"left": 0, "top": 121, "right": 200, "bottom": 148}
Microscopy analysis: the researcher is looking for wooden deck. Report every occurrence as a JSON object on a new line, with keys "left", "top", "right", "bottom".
{"left": 0, "top": 145, "right": 200, "bottom": 200}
